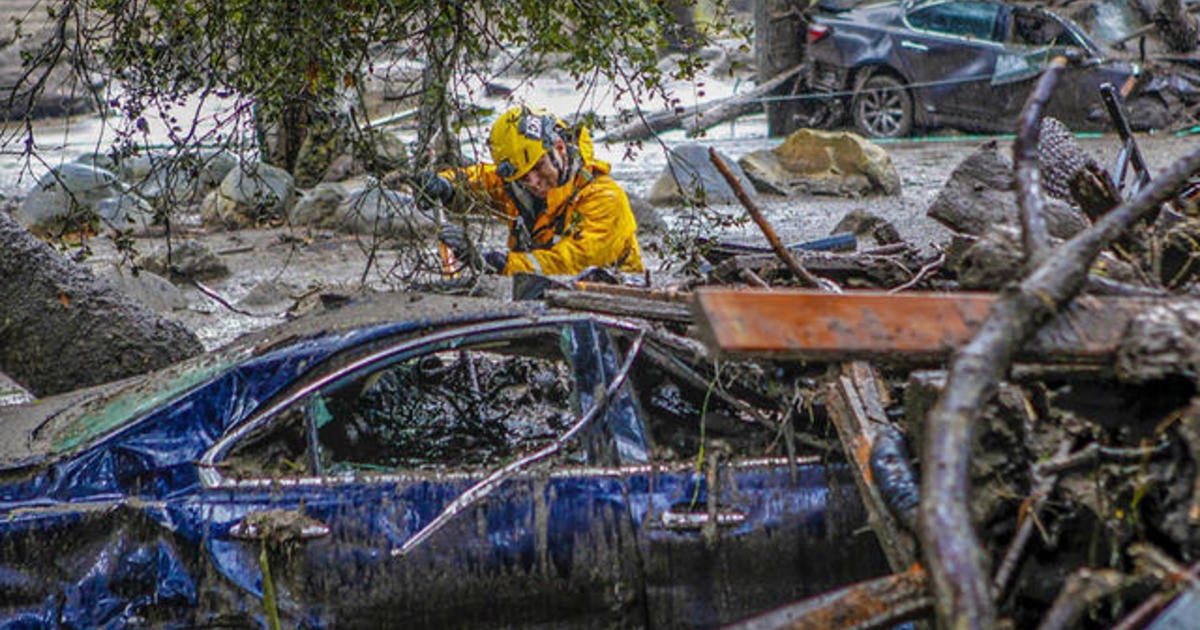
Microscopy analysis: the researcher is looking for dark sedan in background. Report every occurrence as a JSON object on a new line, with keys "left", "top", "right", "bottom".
{"left": 0, "top": 292, "right": 888, "bottom": 629}
{"left": 804, "top": 0, "right": 1178, "bottom": 137}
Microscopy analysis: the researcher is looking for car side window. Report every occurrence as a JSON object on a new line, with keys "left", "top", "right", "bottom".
{"left": 907, "top": 1, "right": 1002, "bottom": 41}
{"left": 1009, "top": 11, "right": 1080, "bottom": 48}
{"left": 611, "top": 332, "right": 786, "bottom": 463}
{"left": 221, "top": 330, "right": 580, "bottom": 479}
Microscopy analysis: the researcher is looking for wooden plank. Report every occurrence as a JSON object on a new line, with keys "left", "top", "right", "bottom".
{"left": 692, "top": 288, "right": 1160, "bottom": 363}
{"left": 725, "top": 564, "right": 931, "bottom": 630}
{"left": 545, "top": 290, "right": 692, "bottom": 323}
{"left": 825, "top": 362, "right": 918, "bottom": 573}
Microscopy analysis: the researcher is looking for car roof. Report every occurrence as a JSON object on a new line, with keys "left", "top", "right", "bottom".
{"left": 0, "top": 292, "right": 546, "bottom": 470}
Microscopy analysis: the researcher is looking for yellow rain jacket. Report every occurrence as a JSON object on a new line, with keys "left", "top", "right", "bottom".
{"left": 443, "top": 133, "right": 644, "bottom": 276}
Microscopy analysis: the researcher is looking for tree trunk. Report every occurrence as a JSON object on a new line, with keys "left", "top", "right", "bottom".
{"left": 755, "top": 0, "right": 810, "bottom": 137}
{"left": 660, "top": 0, "right": 701, "bottom": 52}
{"left": 0, "top": 213, "right": 203, "bottom": 397}
{"left": 1154, "top": 0, "right": 1199, "bottom": 53}
{"left": 417, "top": 3, "right": 462, "bottom": 169}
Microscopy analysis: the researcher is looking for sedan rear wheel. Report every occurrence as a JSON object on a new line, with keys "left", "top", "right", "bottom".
{"left": 852, "top": 74, "right": 913, "bottom": 139}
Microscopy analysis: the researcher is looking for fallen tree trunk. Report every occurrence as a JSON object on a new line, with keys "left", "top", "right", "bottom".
{"left": 598, "top": 64, "right": 804, "bottom": 143}
{"left": 0, "top": 212, "right": 203, "bottom": 396}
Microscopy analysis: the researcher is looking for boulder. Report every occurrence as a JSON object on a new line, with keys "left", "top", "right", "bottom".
{"left": 290, "top": 182, "right": 349, "bottom": 229}
{"left": 646, "top": 143, "right": 755, "bottom": 206}
{"left": 98, "top": 266, "right": 190, "bottom": 313}
{"left": 200, "top": 161, "right": 295, "bottom": 229}
{"left": 116, "top": 148, "right": 238, "bottom": 204}
{"left": 927, "top": 140, "right": 1089, "bottom": 238}
{"left": 334, "top": 180, "right": 436, "bottom": 239}
{"left": 14, "top": 162, "right": 153, "bottom": 234}
{"left": 136, "top": 239, "right": 230, "bottom": 282}
{"left": 738, "top": 128, "right": 902, "bottom": 197}
{"left": 627, "top": 192, "right": 667, "bottom": 236}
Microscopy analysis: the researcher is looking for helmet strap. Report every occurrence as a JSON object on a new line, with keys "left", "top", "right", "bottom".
{"left": 555, "top": 143, "right": 582, "bottom": 187}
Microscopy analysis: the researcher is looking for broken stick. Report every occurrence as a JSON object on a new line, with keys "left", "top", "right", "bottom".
{"left": 707, "top": 147, "right": 837, "bottom": 291}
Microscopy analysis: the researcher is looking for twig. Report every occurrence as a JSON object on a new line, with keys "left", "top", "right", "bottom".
{"left": 571, "top": 281, "right": 692, "bottom": 303}
{"left": 1131, "top": 543, "right": 1200, "bottom": 590}
{"left": 739, "top": 267, "right": 770, "bottom": 288}
{"left": 1112, "top": 557, "right": 1200, "bottom": 630}
{"left": 725, "top": 564, "right": 932, "bottom": 630}
{"left": 707, "top": 147, "right": 839, "bottom": 292}
{"left": 1033, "top": 438, "right": 1172, "bottom": 476}
{"left": 189, "top": 277, "right": 282, "bottom": 319}
{"left": 889, "top": 250, "right": 945, "bottom": 293}
{"left": 1014, "top": 56, "right": 1068, "bottom": 267}
{"left": 994, "top": 441, "right": 1073, "bottom": 596}
{"left": 1035, "top": 568, "right": 1128, "bottom": 630}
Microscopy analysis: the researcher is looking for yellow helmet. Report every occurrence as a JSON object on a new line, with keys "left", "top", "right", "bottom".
{"left": 489, "top": 105, "right": 565, "bottom": 182}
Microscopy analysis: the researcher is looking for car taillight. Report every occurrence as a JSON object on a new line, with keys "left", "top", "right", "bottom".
{"left": 807, "top": 23, "right": 831, "bottom": 44}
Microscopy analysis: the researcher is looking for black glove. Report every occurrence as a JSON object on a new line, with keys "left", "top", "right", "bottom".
{"left": 438, "top": 223, "right": 471, "bottom": 261}
{"left": 483, "top": 250, "right": 508, "bottom": 273}
{"left": 417, "top": 171, "right": 455, "bottom": 205}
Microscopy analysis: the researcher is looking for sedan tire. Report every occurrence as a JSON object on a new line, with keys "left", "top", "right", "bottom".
{"left": 852, "top": 74, "right": 913, "bottom": 139}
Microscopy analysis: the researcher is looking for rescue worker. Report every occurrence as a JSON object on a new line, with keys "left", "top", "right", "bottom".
{"left": 418, "top": 104, "right": 644, "bottom": 276}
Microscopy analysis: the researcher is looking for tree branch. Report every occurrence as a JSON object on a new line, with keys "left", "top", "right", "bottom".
{"left": 919, "top": 89, "right": 1200, "bottom": 630}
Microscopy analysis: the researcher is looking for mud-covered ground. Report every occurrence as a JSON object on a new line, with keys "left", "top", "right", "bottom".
{"left": 73, "top": 130, "right": 1200, "bottom": 351}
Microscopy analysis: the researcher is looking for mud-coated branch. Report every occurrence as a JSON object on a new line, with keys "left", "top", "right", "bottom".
{"left": 1014, "top": 57, "right": 1068, "bottom": 267}
{"left": 1035, "top": 568, "right": 1128, "bottom": 630}
{"left": 919, "top": 134, "right": 1200, "bottom": 629}
{"left": 708, "top": 147, "right": 838, "bottom": 291}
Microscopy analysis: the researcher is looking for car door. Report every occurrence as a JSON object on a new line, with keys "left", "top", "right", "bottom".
{"left": 1002, "top": 8, "right": 1132, "bottom": 130}
{"left": 606, "top": 339, "right": 893, "bottom": 628}
{"left": 194, "top": 317, "right": 650, "bottom": 628}
{"left": 895, "top": 0, "right": 1014, "bottom": 123}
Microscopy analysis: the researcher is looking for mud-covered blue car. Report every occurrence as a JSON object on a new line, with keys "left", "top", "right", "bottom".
{"left": 0, "top": 292, "right": 888, "bottom": 628}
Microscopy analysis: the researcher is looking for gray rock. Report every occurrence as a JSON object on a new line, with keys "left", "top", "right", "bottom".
{"left": 98, "top": 266, "right": 190, "bottom": 313}
{"left": 335, "top": 180, "right": 436, "bottom": 240}
{"left": 627, "top": 192, "right": 667, "bottom": 236}
{"left": 116, "top": 148, "right": 238, "bottom": 205}
{"left": 14, "top": 162, "right": 152, "bottom": 234}
{"left": 290, "top": 182, "right": 349, "bottom": 228}
{"left": 647, "top": 143, "right": 755, "bottom": 206}
{"left": 927, "top": 140, "right": 1089, "bottom": 238}
{"left": 74, "top": 152, "right": 121, "bottom": 174}
{"left": 95, "top": 194, "right": 155, "bottom": 232}
{"left": 137, "top": 239, "right": 230, "bottom": 282}
{"left": 201, "top": 161, "right": 295, "bottom": 229}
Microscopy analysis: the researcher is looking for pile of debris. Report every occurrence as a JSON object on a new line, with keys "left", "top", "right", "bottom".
{"left": 538, "top": 65, "right": 1200, "bottom": 629}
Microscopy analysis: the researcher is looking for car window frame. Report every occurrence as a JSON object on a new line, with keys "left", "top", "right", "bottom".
{"left": 902, "top": 0, "right": 1006, "bottom": 43}
{"left": 198, "top": 313, "right": 650, "bottom": 489}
